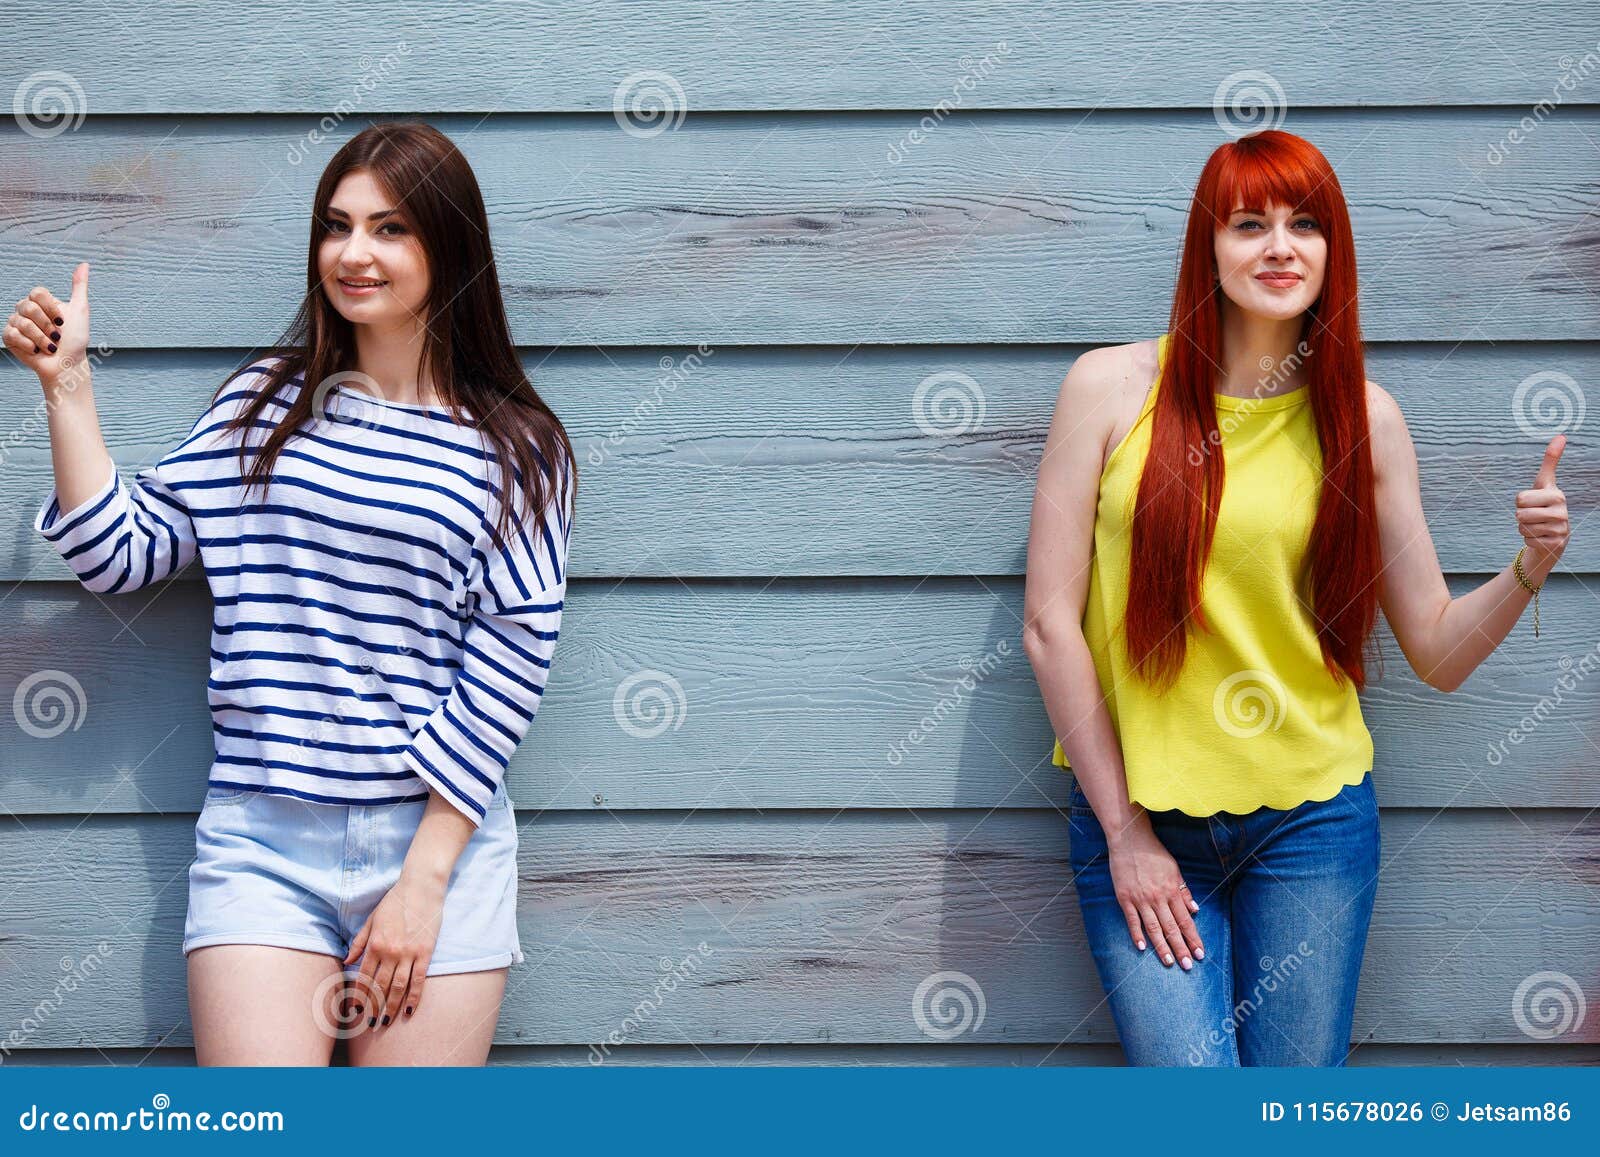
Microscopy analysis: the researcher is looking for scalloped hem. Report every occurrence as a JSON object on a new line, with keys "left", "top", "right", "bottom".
{"left": 1130, "top": 764, "right": 1373, "bottom": 817}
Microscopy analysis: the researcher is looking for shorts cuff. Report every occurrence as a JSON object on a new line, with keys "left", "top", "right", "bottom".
{"left": 390, "top": 947, "right": 523, "bottom": 977}
{"left": 183, "top": 931, "right": 344, "bottom": 959}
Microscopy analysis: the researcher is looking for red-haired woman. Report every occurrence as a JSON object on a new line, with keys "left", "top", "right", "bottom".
{"left": 1022, "top": 129, "right": 1569, "bottom": 1066}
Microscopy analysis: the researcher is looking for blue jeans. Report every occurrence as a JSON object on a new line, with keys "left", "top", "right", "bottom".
{"left": 1068, "top": 773, "right": 1380, "bottom": 1066}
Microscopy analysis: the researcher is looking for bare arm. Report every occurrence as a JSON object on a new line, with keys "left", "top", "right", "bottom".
{"left": 1368, "top": 382, "right": 1569, "bottom": 693}
{"left": 1021, "top": 346, "right": 1143, "bottom": 838}
{"left": 5, "top": 263, "right": 114, "bottom": 514}
{"left": 1022, "top": 344, "right": 1204, "bottom": 970}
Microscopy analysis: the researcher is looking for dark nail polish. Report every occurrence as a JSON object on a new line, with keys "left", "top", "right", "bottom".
{"left": 381, "top": 1015, "right": 391, "bottom": 1026}
{"left": 352, "top": 1004, "right": 362, "bottom": 1014}
{"left": 50, "top": 331, "right": 59, "bottom": 341}
{"left": 54, "top": 317, "right": 63, "bottom": 326}
{"left": 406, "top": 1006, "right": 413, "bottom": 1016}
{"left": 32, "top": 346, "right": 39, "bottom": 354}
{"left": 368, "top": 1016, "right": 376, "bottom": 1027}
{"left": 47, "top": 343, "right": 56, "bottom": 352}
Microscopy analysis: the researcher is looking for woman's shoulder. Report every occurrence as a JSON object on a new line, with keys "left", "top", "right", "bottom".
{"left": 217, "top": 353, "right": 294, "bottom": 402}
{"left": 1061, "top": 338, "right": 1163, "bottom": 399}
{"left": 1363, "top": 378, "right": 1413, "bottom": 481}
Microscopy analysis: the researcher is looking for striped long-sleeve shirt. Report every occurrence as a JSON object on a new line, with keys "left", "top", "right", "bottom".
{"left": 34, "top": 358, "right": 572, "bottom": 827}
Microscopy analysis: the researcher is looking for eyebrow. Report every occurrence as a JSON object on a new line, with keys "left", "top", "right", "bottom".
{"left": 1230, "top": 205, "right": 1311, "bottom": 216}
{"left": 325, "top": 206, "right": 402, "bottom": 221}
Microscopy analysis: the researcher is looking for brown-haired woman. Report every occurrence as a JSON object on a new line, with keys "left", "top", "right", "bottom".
{"left": 11, "top": 121, "right": 576, "bottom": 1065}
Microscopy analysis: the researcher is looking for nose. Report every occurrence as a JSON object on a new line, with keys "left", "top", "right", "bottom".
{"left": 338, "top": 229, "right": 374, "bottom": 267}
{"left": 1263, "top": 223, "right": 1295, "bottom": 260}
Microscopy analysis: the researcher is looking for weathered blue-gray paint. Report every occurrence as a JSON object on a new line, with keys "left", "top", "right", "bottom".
{"left": 3, "top": 1, "right": 1595, "bottom": 1064}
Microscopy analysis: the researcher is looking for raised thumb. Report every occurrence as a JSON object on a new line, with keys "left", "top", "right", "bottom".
{"left": 1533, "top": 434, "right": 1566, "bottom": 489}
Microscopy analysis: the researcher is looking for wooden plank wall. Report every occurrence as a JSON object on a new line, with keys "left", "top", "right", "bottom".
{"left": 3, "top": 2, "right": 1598, "bottom": 1064}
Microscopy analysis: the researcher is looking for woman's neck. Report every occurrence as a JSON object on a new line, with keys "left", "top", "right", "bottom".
{"left": 1215, "top": 308, "right": 1309, "bottom": 398}
{"left": 351, "top": 324, "right": 441, "bottom": 407}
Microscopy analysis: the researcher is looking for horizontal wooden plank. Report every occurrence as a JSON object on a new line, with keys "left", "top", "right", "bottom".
{"left": 16, "top": 2, "right": 1594, "bottom": 112}
{"left": 2, "top": 111, "right": 1597, "bottom": 346}
{"left": 2, "top": 576, "right": 1595, "bottom": 816}
{"left": 0, "top": 809, "right": 1595, "bottom": 1049}
{"left": 1, "top": 343, "right": 1594, "bottom": 580}
{"left": 12, "top": 1042, "right": 1600, "bottom": 1066}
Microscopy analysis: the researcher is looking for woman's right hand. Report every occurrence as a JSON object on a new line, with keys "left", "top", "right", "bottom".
{"left": 4, "top": 261, "right": 90, "bottom": 385}
{"left": 1107, "top": 823, "right": 1206, "bottom": 969}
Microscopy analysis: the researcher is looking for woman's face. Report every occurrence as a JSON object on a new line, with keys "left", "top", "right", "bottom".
{"left": 1213, "top": 200, "right": 1326, "bottom": 321}
{"left": 317, "top": 170, "right": 430, "bottom": 328}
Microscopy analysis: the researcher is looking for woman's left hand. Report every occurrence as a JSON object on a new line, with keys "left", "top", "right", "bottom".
{"left": 344, "top": 871, "right": 447, "bottom": 1029}
{"left": 1517, "top": 434, "right": 1570, "bottom": 573}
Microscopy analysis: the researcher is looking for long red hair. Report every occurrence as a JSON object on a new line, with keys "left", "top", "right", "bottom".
{"left": 1125, "top": 129, "right": 1381, "bottom": 690}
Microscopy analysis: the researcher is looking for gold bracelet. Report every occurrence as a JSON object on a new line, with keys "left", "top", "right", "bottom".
{"left": 1513, "top": 546, "right": 1542, "bottom": 638}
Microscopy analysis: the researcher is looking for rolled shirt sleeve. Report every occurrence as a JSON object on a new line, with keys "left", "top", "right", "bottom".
{"left": 400, "top": 455, "right": 574, "bottom": 826}
{"left": 35, "top": 457, "right": 200, "bottom": 594}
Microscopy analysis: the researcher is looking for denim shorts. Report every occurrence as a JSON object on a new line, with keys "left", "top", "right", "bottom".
{"left": 183, "top": 782, "right": 525, "bottom": 976}
{"left": 1067, "top": 772, "right": 1380, "bottom": 1066}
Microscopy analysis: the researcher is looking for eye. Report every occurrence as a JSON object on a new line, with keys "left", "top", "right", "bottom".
{"left": 378, "top": 222, "right": 407, "bottom": 235}
{"left": 1293, "top": 217, "right": 1320, "bottom": 231}
{"left": 323, "top": 218, "right": 348, "bottom": 234}
{"left": 1235, "top": 219, "right": 1263, "bottom": 230}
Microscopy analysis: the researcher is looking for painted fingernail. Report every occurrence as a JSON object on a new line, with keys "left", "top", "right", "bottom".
{"left": 368, "top": 1016, "right": 376, "bottom": 1027}
{"left": 1181, "top": 957, "right": 1192, "bottom": 969}
{"left": 406, "top": 1006, "right": 414, "bottom": 1016}
{"left": 47, "top": 343, "right": 56, "bottom": 352}
{"left": 53, "top": 317, "right": 63, "bottom": 326}
{"left": 1136, "top": 940, "right": 1145, "bottom": 950}
{"left": 50, "top": 330, "right": 59, "bottom": 341}
{"left": 1164, "top": 953, "right": 1174, "bottom": 964}
{"left": 1194, "top": 947, "right": 1204, "bottom": 959}
{"left": 381, "top": 1015, "right": 390, "bottom": 1026}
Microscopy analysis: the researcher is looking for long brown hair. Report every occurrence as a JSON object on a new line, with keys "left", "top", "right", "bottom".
{"left": 214, "top": 120, "right": 574, "bottom": 552}
{"left": 1126, "top": 129, "right": 1380, "bottom": 690}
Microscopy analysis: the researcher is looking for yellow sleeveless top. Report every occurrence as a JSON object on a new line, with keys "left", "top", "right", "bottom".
{"left": 1050, "top": 333, "right": 1373, "bottom": 815}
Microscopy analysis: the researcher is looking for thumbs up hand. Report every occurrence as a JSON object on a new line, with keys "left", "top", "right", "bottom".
{"left": 3, "top": 261, "right": 91, "bottom": 388}
{"left": 1515, "top": 434, "right": 1570, "bottom": 573}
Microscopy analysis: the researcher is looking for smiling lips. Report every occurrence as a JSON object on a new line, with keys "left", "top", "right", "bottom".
{"left": 338, "top": 276, "right": 388, "bottom": 295}
{"left": 1256, "top": 271, "right": 1303, "bottom": 288}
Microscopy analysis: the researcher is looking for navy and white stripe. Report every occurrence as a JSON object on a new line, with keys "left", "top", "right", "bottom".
{"left": 35, "top": 358, "right": 572, "bottom": 827}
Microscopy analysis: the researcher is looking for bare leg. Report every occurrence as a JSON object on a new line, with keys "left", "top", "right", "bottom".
{"left": 345, "top": 967, "right": 508, "bottom": 1067}
{"left": 188, "top": 944, "right": 346, "bottom": 1066}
